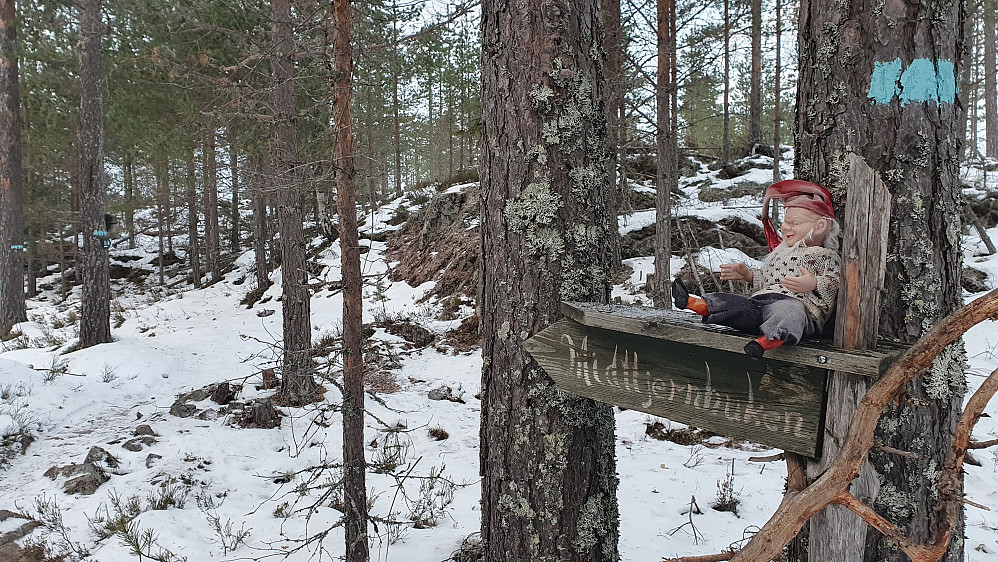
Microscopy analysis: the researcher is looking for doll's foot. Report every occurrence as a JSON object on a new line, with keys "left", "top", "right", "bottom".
{"left": 672, "top": 277, "right": 689, "bottom": 309}
{"left": 744, "top": 336, "right": 785, "bottom": 359}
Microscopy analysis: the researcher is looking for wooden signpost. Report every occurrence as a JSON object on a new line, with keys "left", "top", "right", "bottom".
{"left": 523, "top": 302, "right": 906, "bottom": 457}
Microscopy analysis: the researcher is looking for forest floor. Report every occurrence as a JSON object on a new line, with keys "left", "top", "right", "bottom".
{"left": 3, "top": 154, "right": 998, "bottom": 561}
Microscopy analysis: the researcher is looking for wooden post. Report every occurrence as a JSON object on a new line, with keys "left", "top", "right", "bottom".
{"left": 803, "top": 152, "right": 892, "bottom": 561}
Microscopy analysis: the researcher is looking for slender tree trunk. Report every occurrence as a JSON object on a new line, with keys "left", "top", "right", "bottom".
{"left": 392, "top": 0, "right": 402, "bottom": 198}
{"left": 653, "top": 0, "right": 676, "bottom": 309}
{"left": 251, "top": 155, "right": 269, "bottom": 291}
{"left": 203, "top": 131, "right": 220, "bottom": 282}
{"left": 604, "top": 0, "right": 623, "bottom": 271}
{"left": 156, "top": 163, "right": 166, "bottom": 285}
{"left": 124, "top": 157, "right": 135, "bottom": 249}
{"left": 187, "top": 152, "right": 201, "bottom": 288}
{"left": 795, "top": 1, "right": 966, "bottom": 560}
{"left": 77, "top": 0, "right": 110, "bottom": 348}
{"left": 749, "top": 0, "right": 762, "bottom": 150}
{"left": 773, "top": 0, "right": 783, "bottom": 183}
{"left": 332, "top": 0, "right": 369, "bottom": 557}
{"left": 480, "top": 0, "right": 620, "bottom": 558}
{"left": 959, "top": 0, "right": 976, "bottom": 159}
{"left": 272, "top": 0, "right": 317, "bottom": 404}
{"left": 723, "top": 0, "right": 730, "bottom": 162}
{"left": 0, "top": 0, "right": 26, "bottom": 335}
{"left": 165, "top": 163, "right": 172, "bottom": 255}
{"left": 230, "top": 135, "right": 240, "bottom": 253}
{"left": 985, "top": 0, "right": 997, "bottom": 157}
{"left": 25, "top": 224, "right": 35, "bottom": 298}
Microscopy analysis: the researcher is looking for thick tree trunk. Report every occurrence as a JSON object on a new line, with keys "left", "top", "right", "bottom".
{"left": 250, "top": 155, "right": 269, "bottom": 291}
{"left": 795, "top": 1, "right": 966, "bottom": 560}
{"left": 479, "top": 0, "right": 619, "bottom": 558}
{"left": 271, "top": 0, "right": 316, "bottom": 404}
{"left": 0, "top": 0, "right": 26, "bottom": 335}
{"left": 203, "top": 131, "right": 220, "bottom": 282}
{"left": 749, "top": 0, "right": 762, "bottom": 149}
{"left": 985, "top": 0, "right": 997, "bottom": 157}
{"left": 653, "top": 0, "right": 676, "bottom": 309}
{"left": 77, "top": 0, "right": 110, "bottom": 348}
{"left": 331, "top": 0, "right": 369, "bottom": 558}
{"left": 186, "top": 153, "right": 201, "bottom": 288}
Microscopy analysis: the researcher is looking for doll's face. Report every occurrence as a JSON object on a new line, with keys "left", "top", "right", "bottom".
{"left": 780, "top": 207, "right": 829, "bottom": 246}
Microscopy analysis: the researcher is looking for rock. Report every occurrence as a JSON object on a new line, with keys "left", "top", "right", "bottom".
{"left": 122, "top": 436, "right": 156, "bottom": 452}
{"left": 0, "top": 510, "right": 29, "bottom": 522}
{"left": 963, "top": 266, "right": 990, "bottom": 293}
{"left": 145, "top": 453, "right": 163, "bottom": 469}
{"left": 384, "top": 320, "right": 435, "bottom": 347}
{"left": 134, "top": 424, "right": 157, "bottom": 436}
{"left": 170, "top": 387, "right": 213, "bottom": 418}
{"left": 46, "top": 459, "right": 109, "bottom": 495}
{"left": 85, "top": 446, "right": 119, "bottom": 468}
{"left": 257, "top": 308, "right": 275, "bottom": 317}
{"left": 427, "top": 386, "right": 465, "bottom": 404}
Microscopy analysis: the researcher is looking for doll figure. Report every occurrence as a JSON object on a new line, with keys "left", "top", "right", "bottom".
{"left": 672, "top": 180, "right": 841, "bottom": 359}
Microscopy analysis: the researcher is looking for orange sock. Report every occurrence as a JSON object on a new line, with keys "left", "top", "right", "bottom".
{"left": 686, "top": 296, "right": 709, "bottom": 316}
{"left": 754, "top": 336, "right": 785, "bottom": 351}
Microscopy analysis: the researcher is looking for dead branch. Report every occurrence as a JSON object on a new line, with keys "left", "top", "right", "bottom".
{"left": 663, "top": 552, "right": 734, "bottom": 562}
{"left": 967, "top": 438, "right": 998, "bottom": 449}
{"left": 668, "top": 288, "right": 998, "bottom": 562}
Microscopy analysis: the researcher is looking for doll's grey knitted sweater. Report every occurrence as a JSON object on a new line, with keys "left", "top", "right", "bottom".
{"left": 750, "top": 243, "right": 840, "bottom": 326}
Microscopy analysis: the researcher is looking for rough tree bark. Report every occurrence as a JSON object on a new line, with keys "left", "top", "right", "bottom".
{"left": 985, "top": 0, "right": 996, "bottom": 157}
{"left": 794, "top": 0, "right": 966, "bottom": 560}
{"left": 0, "top": 0, "right": 26, "bottom": 335}
{"left": 77, "top": 0, "right": 110, "bottom": 348}
{"left": 331, "top": 0, "right": 369, "bottom": 557}
{"left": 479, "top": 0, "right": 620, "bottom": 558}
{"left": 722, "top": 0, "right": 730, "bottom": 162}
{"left": 772, "top": 0, "right": 782, "bottom": 183}
{"left": 203, "top": 131, "right": 221, "bottom": 282}
{"left": 271, "top": 0, "right": 316, "bottom": 404}
{"left": 652, "top": 0, "right": 676, "bottom": 309}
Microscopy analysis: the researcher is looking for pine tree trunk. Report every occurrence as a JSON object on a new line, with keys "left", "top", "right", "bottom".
{"left": 0, "top": 0, "right": 26, "bottom": 335}
{"left": 251, "top": 155, "right": 269, "bottom": 291}
{"left": 795, "top": 1, "right": 966, "bottom": 560}
{"left": 77, "top": 0, "right": 110, "bottom": 348}
{"left": 958, "top": 0, "right": 976, "bottom": 159}
{"left": 187, "top": 152, "right": 201, "bottom": 287}
{"left": 480, "top": 0, "right": 619, "bottom": 557}
{"left": 773, "top": 0, "right": 783, "bottom": 183}
{"left": 230, "top": 136, "right": 239, "bottom": 253}
{"left": 749, "top": 0, "right": 762, "bottom": 149}
{"left": 653, "top": 0, "right": 676, "bottom": 309}
{"left": 271, "top": 0, "right": 316, "bottom": 404}
{"left": 985, "top": 0, "right": 997, "bottom": 157}
{"left": 25, "top": 225, "right": 35, "bottom": 298}
{"left": 603, "top": 0, "right": 623, "bottom": 271}
{"left": 124, "top": 157, "right": 135, "bottom": 249}
{"left": 203, "top": 131, "right": 221, "bottom": 282}
{"left": 722, "top": 0, "right": 730, "bottom": 162}
{"left": 331, "top": 0, "right": 369, "bottom": 557}
{"left": 156, "top": 161, "right": 166, "bottom": 285}
{"left": 392, "top": 0, "right": 402, "bottom": 198}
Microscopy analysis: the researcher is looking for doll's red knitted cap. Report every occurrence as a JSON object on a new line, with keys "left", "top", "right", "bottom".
{"left": 762, "top": 180, "right": 835, "bottom": 250}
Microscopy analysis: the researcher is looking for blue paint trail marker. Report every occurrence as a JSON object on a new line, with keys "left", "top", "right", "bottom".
{"left": 867, "top": 58, "right": 957, "bottom": 106}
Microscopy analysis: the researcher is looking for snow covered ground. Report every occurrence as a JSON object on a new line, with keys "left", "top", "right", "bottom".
{"left": 3, "top": 158, "right": 998, "bottom": 561}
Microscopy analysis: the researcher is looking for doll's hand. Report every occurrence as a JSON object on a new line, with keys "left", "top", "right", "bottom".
{"left": 782, "top": 267, "right": 818, "bottom": 293}
{"left": 719, "top": 262, "right": 754, "bottom": 283}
